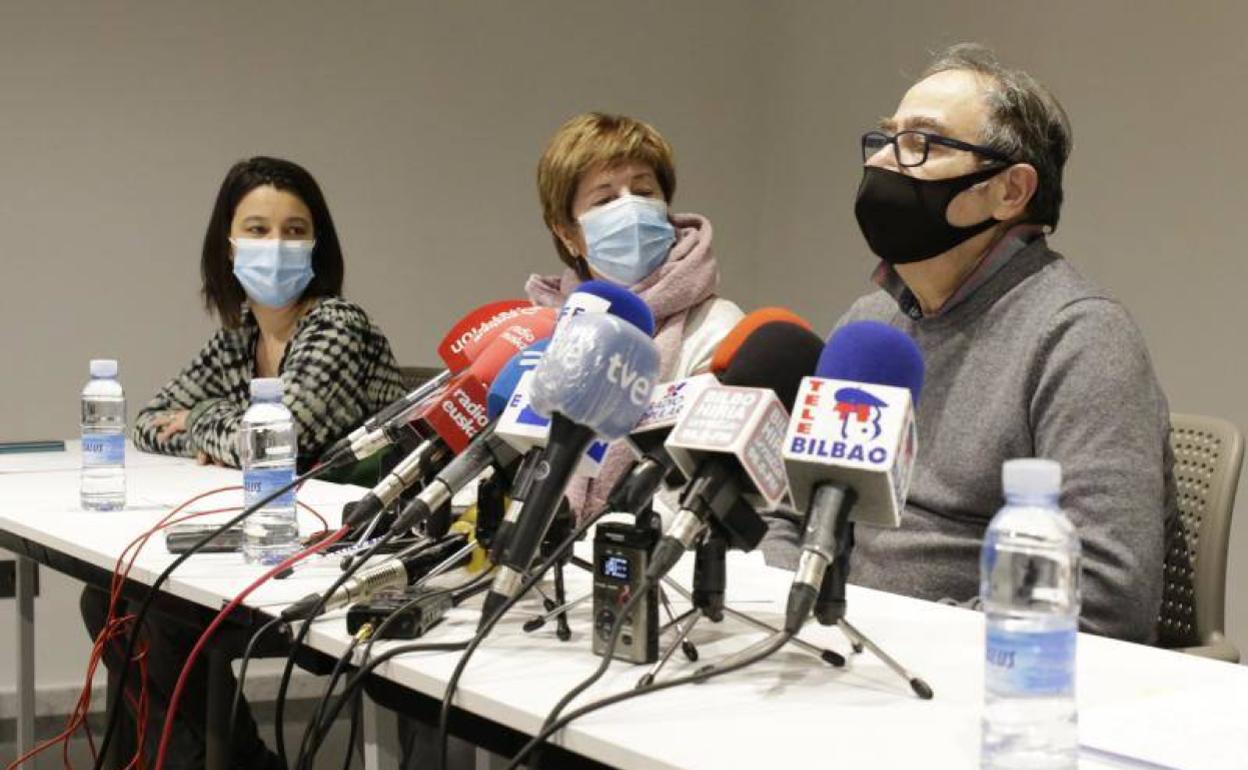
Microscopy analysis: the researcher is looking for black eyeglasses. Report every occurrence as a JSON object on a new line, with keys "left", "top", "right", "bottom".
{"left": 861, "top": 130, "right": 1015, "bottom": 168}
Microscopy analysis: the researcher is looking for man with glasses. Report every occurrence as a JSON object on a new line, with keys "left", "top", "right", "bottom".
{"left": 776, "top": 44, "right": 1176, "bottom": 643}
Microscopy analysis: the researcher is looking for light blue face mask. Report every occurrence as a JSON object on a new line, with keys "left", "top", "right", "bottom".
{"left": 578, "top": 194, "right": 676, "bottom": 286}
{"left": 231, "top": 238, "right": 316, "bottom": 308}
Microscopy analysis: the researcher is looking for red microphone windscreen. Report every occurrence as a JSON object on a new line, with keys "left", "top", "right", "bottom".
{"left": 437, "top": 300, "right": 540, "bottom": 373}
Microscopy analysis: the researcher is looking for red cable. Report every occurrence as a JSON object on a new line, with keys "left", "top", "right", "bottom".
{"left": 151, "top": 525, "right": 350, "bottom": 770}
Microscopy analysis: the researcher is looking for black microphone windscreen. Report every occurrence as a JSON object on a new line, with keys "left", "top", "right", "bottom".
{"left": 718, "top": 322, "right": 824, "bottom": 410}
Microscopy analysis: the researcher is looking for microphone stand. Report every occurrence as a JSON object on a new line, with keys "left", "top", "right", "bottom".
{"left": 814, "top": 511, "right": 933, "bottom": 700}
{"left": 640, "top": 525, "right": 847, "bottom": 688}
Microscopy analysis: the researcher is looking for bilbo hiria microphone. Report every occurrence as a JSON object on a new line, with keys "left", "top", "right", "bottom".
{"left": 647, "top": 319, "right": 825, "bottom": 582}
{"left": 481, "top": 291, "right": 660, "bottom": 623}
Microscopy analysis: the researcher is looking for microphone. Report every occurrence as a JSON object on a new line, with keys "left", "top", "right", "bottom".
{"left": 648, "top": 320, "right": 825, "bottom": 582}
{"left": 281, "top": 531, "right": 473, "bottom": 621}
{"left": 480, "top": 306, "right": 660, "bottom": 622}
{"left": 490, "top": 280, "right": 657, "bottom": 556}
{"left": 781, "top": 320, "right": 924, "bottom": 632}
{"left": 336, "top": 305, "right": 557, "bottom": 463}
{"left": 388, "top": 346, "right": 538, "bottom": 535}
{"left": 344, "top": 331, "right": 544, "bottom": 530}
{"left": 607, "top": 308, "right": 819, "bottom": 518}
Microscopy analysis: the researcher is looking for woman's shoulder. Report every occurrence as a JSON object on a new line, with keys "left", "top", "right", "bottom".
{"left": 303, "top": 296, "right": 372, "bottom": 328}
{"left": 683, "top": 296, "right": 745, "bottom": 338}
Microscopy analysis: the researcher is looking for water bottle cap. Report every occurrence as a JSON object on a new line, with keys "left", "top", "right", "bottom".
{"left": 1002, "top": 458, "right": 1061, "bottom": 498}
{"left": 90, "top": 359, "right": 118, "bottom": 378}
{"left": 250, "top": 377, "right": 284, "bottom": 401}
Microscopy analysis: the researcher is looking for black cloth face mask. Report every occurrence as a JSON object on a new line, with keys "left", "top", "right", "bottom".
{"left": 854, "top": 165, "right": 1005, "bottom": 265}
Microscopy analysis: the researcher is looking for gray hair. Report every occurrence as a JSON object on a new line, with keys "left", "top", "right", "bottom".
{"left": 923, "top": 43, "right": 1072, "bottom": 229}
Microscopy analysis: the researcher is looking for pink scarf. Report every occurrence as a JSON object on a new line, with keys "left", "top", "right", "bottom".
{"left": 524, "top": 212, "right": 721, "bottom": 518}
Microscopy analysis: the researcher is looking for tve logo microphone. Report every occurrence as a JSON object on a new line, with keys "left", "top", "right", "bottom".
{"left": 783, "top": 377, "right": 917, "bottom": 528}
{"left": 496, "top": 371, "right": 609, "bottom": 476}
{"left": 607, "top": 352, "right": 653, "bottom": 407}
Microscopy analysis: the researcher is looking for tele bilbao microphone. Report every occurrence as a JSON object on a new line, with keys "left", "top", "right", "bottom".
{"left": 781, "top": 320, "right": 924, "bottom": 632}
{"left": 481, "top": 304, "right": 660, "bottom": 622}
{"left": 389, "top": 345, "right": 538, "bottom": 534}
{"left": 606, "top": 307, "right": 817, "bottom": 518}
{"left": 490, "top": 280, "right": 657, "bottom": 557}
{"left": 336, "top": 303, "right": 556, "bottom": 463}
{"left": 344, "top": 331, "right": 542, "bottom": 530}
{"left": 648, "top": 320, "right": 825, "bottom": 582}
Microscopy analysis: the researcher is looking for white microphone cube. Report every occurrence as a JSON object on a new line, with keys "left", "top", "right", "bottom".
{"left": 665, "top": 384, "right": 791, "bottom": 511}
{"left": 782, "top": 377, "right": 917, "bottom": 528}
{"left": 495, "top": 370, "right": 609, "bottom": 477}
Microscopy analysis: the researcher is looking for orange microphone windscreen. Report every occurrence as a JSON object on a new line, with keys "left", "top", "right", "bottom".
{"left": 709, "top": 307, "right": 813, "bottom": 374}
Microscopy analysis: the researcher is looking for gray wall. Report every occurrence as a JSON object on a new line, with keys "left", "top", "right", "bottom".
{"left": 2, "top": 0, "right": 1246, "bottom": 704}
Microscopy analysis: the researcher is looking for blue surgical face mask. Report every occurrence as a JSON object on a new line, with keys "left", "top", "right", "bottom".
{"left": 578, "top": 195, "right": 676, "bottom": 286}
{"left": 231, "top": 238, "right": 316, "bottom": 308}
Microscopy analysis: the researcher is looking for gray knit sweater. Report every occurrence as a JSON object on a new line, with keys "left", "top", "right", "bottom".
{"left": 763, "top": 239, "right": 1176, "bottom": 644}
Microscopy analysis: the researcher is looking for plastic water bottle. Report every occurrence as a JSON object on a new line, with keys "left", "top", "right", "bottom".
{"left": 240, "top": 378, "right": 298, "bottom": 564}
{"left": 81, "top": 359, "right": 126, "bottom": 510}
{"left": 980, "top": 459, "right": 1081, "bottom": 769}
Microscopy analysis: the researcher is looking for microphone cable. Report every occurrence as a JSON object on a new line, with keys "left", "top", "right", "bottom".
{"left": 292, "top": 537, "right": 482, "bottom": 767}
{"left": 505, "top": 631, "right": 793, "bottom": 770}
{"left": 434, "top": 506, "right": 611, "bottom": 770}
{"left": 294, "top": 571, "right": 496, "bottom": 770}
{"left": 90, "top": 455, "right": 349, "bottom": 770}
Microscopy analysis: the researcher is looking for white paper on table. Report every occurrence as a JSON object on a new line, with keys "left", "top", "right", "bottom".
{"left": 1079, "top": 684, "right": 1248, "bottom": 770}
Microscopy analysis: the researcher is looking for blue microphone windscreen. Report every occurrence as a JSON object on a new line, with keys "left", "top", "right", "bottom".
{"left": 530, "top": 313, "right": 660, "bottom": 440}
{"left": 486, "top": 339, "right": 549, "bottom": 419}
{"left": 561, "top": 280, "right": 656, "bottom": 337}
{"left": 815, "top": 321, "right": 925, "bottom": 404}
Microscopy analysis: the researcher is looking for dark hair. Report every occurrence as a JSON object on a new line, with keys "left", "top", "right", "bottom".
{"left": 923, "top": 44, "right": 1073, "bottom": 229}
{"left": 201, "top": 156, "right": 345, "bottom": 327}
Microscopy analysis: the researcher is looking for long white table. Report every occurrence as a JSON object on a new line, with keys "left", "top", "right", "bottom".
{"left": 3, "top": 446, "right": 1247, "bottom": 769}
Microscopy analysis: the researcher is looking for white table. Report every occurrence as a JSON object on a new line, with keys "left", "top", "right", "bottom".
{"left": 3, "top": 447, "right": 1247, "bottom": 769}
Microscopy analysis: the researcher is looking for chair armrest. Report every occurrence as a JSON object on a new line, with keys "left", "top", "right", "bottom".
{"left": 1179, "top": 633, "right": 1241, "bottom": 663}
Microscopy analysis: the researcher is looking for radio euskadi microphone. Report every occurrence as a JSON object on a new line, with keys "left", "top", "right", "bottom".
{"left": 647, "top": 321, "right": 825, "bottom": 582}
{"left": 389, "top": 345, "right": 539, "bottom": 533}
{"left": 490, "top": 280, "right": 657, "bottom": 558}
{"left": 781, "top": 320, "right": 924, "bottom": 632}
{"left": 333, "top": 303, "right": 557, "bottom": 463}
{"left": 344, "top": 332, "right": 545, "bottom": 530}
{"left": 480, "top": 310, "right": 660, "bottom": 622}
{"left": 606, "top": 308, "right": 817, "bottom": 519}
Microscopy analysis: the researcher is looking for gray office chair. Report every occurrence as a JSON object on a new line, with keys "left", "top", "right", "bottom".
{"left": 1157, "top": 413, "right": 1242, "bottom": 662}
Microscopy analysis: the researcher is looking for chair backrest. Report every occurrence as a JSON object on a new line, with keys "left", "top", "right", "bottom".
{"left": 399, "top": 365, "right": 443, "bottom": 392}
{"left": 1158, "top": 413, "right": 1243, "bottom": 647}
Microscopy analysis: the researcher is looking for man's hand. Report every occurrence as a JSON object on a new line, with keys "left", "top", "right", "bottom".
{"left": 152, "top": 410, "right": 190, "bottom": 443}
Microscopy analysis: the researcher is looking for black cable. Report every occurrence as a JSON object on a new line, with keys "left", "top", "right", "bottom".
{"left": 275, "top": 526, "right": 400, "bottom": 767}
{"left": 341, "top": 690, "right": 363, "bottom": 770}
{"left": 297, "top": 638, "right": 476, "bottom": 762}
{"left": 504, "top": 632, "right": 793, "bottom": 770}
{"left": 435, "top": 508, "right": 609, "bottom": 770}
{"left": 226, "top": 614, "right": 286, "bottom": 752}
{"left": 526, "top": 579, "right": 650, "bottom": 762}
{"left": 293, "top": 567, "right": 492, "bottom": 770}
{"left": 293, "top": 534, "right": 450, "bottom": 765}
{"left": 296, "top": 635, "right": 363, "bottom": 763}
{"left": 294, "top": 571, "right": 495, "bottom": 770}
{"left": 91, "top": 458, "right": 343, "bottom": 770}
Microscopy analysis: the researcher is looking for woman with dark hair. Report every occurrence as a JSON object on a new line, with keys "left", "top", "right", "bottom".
{"left": 133, "top": 155, "right": 405, "bottom": 468}
{"left": 84, "top": 156, "right": 405, "bottom": 769}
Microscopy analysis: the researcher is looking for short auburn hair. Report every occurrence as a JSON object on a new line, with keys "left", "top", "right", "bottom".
{"left": 537, "top": 112, "right": 677, "bottom": 270}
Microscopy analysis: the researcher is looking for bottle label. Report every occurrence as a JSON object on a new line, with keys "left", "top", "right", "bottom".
{"left": 985, "top": 625, "right": 1075, "bottom": 696}
{"left": 244, "top": 467, "right": 296, "bottom": 510}
{"left": 82, "top": 433, "right": 125, "bottom": 467}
